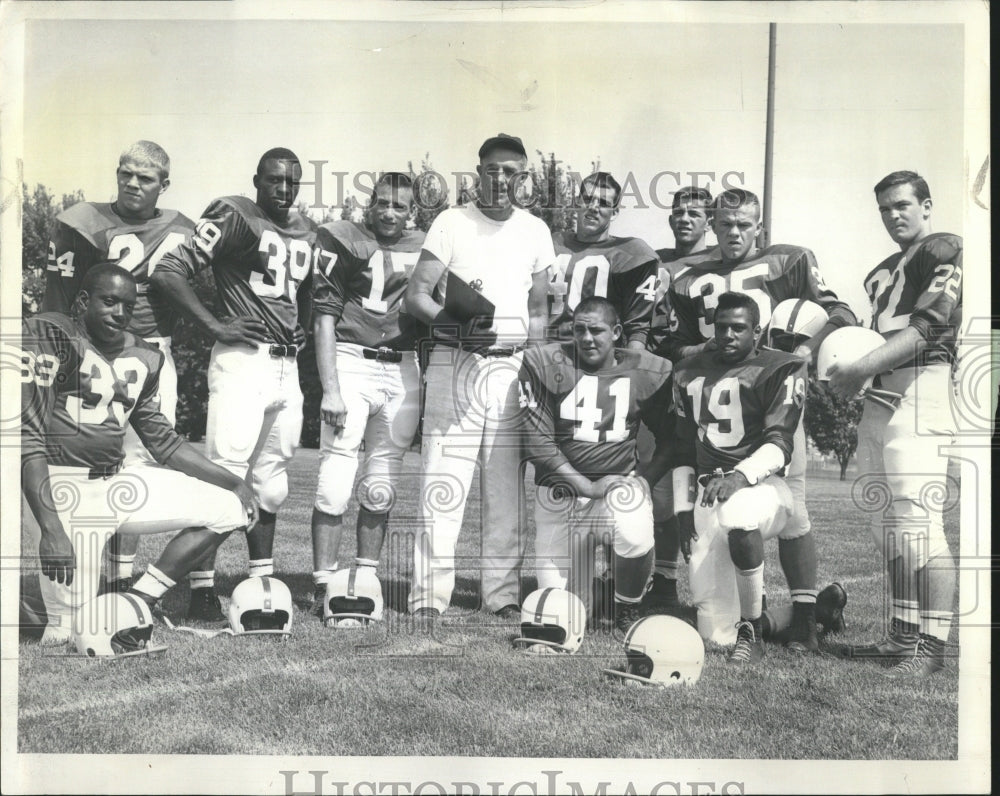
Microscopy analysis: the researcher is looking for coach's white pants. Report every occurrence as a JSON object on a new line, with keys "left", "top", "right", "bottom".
{"left": 23, "top": 465, "right": 246, "bottom": 634}
{"left": 408, "top": 346, "right": 527, "bottom": 614}
{"left": 689, "top": 476, "right": 793, "bottom": 645}
{"left": 123, "top": 336, "right": 176, "bottom": 468}
{"left": 315, "top": 345, "right": 420, "bottom": 515}
{"left": 205, "top": 343, "right": 303, "bottom": 513}
{"left": 534, "top": 481, "right": 654, "bottom": 612}
{"left": 855, "top": 363, "right": 956, "bottom": 568}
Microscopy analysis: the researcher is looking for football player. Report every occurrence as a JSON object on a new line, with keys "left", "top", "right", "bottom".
{"left": 20, "top": 264, "right": 256, "bottom": 644}
{"left": 642, "top": 186, "right": 715, "bottom": 614}
{"left": 518, "top": 297, "right": 674, "bottom": 636}
{"left": 39, "top": 141, "right": 195, "bottom": 596}
{"left": 309, "top": 173, "right": 425, "bottom": 618}
{"left": 152, "top": 148, "right": 317, "bottom": 621}
{"left": 547, "top": 172, "right": 659, "bottom": 350}
{"left": 828, "top": 171, "right": 960, "bottom": 677}
{"left": 662, "top": 188, "right": 857, "bottom": 651}
{"left": 404, "top": 133, "right": 554, "bottom": 622}
{"left": 672, "top": 291, "right": 807, "bottom": 662}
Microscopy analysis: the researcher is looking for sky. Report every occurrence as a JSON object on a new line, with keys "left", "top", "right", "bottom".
{"left": 15, "top": 13, "right": 971, "bottom": 322}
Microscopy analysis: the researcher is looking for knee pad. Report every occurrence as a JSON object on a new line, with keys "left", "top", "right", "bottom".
{"left": 255, "top": 475, "right": 289, "bottom": 515}
{"left": 727, "top": 528, "right": 764, "bottom": 570}
{"left": 612, "top": 522, "right": 654, "bottom": 559}
{"left": 356, "top": 475, "right": 398, "bottom": 514}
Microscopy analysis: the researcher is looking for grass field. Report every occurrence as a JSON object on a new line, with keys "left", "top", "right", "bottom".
{"left": 17, "top": 449, "right": 961, "bottom": 759}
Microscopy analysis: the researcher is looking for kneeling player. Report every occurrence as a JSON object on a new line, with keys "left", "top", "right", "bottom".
{"left": 19, "top": 264, "right": 256, "bottom": 643}
{"left": 671, "top": 292, "right": 809, "bottom": 662}
{"left": 518, "top": 297, "right": 674, "bottom": 636}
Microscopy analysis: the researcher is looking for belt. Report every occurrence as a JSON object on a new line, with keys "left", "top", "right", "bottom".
{"left": 89, "top": 462, "right": 123, "bottom": 480}
{"left": 268, "top": 344, "right": 298, "bottom": 358}
{"left": 362, "top": 346, "right": 403, "bottom": 363}
{"left": 468, "top": 344, "right": 526, "bottom": 358}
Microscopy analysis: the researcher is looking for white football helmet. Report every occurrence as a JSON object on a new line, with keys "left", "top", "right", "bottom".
{"left": 323, "top": 567, "right": 384, "bottom": 628}
{"left": 512, "top": 587, "right": 587, "bottom": 654}
{"left": 70, "top": 593, "right": 164, "bottom": 658}
{"left": 228, "top": 576, "right": 293, "bottom": 637}
{"left": 603, "top": 615, "right": 704, "bottom": 686}
{"left": 765, "top": 299, "right": 829, "bottom": 352}
{"left": 817, "top": 327, "right": 902, "bottom": 410}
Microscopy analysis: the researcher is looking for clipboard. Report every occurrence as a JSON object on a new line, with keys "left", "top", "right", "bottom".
{"left": 443, "top": 271, "right": 496, "bottom": 325}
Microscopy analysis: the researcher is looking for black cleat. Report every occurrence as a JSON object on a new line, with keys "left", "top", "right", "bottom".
{"left": 613, "top": 601, "right": 642, "bottom": 638}
{"left": 640, "top": 573, "right": 681, "bottom": 616}
{"left": 186, "top": 587, "right": 226, "bottom": 625}
{"left": 885, "top": 635, "right": 948, "bottom": 678}
{"left": 816, "top": 582, "right": 848, "bottom": 635}
{"left": 411, "top": 606, "right": 440, "bottom": 632}
{"left": 97, "top": 574, "right": 133, "bottom": 597}
{"left": 785, "top": 601, "right": 819, "bottom": 654}
{"left": 729, "top": 620, "right": 764, "bottom": 664}
{"left": 839, "top": 617, "right": 919, "bottom": 664}
{"left": 492, "top": 604, "right": 521, "bottom": 622}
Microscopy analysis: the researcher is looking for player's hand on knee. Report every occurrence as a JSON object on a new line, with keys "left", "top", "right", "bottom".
{"left": 320, "top": 391, "right": 348, "bottom": 437}
{"left": 677, "top": 511, "right": 698, "bottom": 562}
{"left": 213, "top": 317, "right": 270, "bottom": 348}
{"left": 38, "top": 525, "right": 75, "bottom": 586}
{"left": 233, "top": 482, "right": 259, "bottom": 527}
{"left": 713, "top": 471, "right": 750, "bottom": 503}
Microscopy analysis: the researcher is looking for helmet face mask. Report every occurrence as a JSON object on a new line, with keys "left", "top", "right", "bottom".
{"left": 604, "top": 615, "right": 704, "bottom": 687}
{"left": 324, "top": 568, "right": 384, "bottom": 628}
{"left": 70, "top": 593, "right": 165, "bottom": 659}
{"left": 228, "top": 576, "right": 293, "bottom": 637}
{"left": 513, "top": 588, "right": 587, "bottom": 654}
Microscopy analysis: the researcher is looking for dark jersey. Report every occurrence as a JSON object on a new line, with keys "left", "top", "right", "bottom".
{"left": 664, "top": 244, "right": 856, "bottom": 361}
{"left": 156, "top": 196, "right": 318, "bottom": 346}
{"left": 863, "top": 233, "right": 962, "bottom": 367}
{"left": 19, "top": 313, "right": 182, "bottom": 472}
{"left": 548, "top": 233, "right": 659, "bottom": 346}
{"left": 311, "top": 221, "right": 425, "bottom": 350}
{"left": 673, "top": 348, "right": 806, "bottom": 475}
{"left": 42, "top": 202, "right": 195, "bottom": 338}
{"left": 518, "top": 342, "right": 674, "bottom": 483}
{"left": 647, "top": 245, "right": 719, "bottom": 358}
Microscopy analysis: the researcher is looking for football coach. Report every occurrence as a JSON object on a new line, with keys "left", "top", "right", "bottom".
{"left": 404, "top": 133, "right": 555, "bottom": 621}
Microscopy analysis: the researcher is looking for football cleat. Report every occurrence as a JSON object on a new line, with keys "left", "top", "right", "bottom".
{"left": 493, "top": 603, "right": 522, "bottom": 622}
{"left": 885, "top": 635, "right": 947, "bottom": 678}
{"left": 764, "top": 299, "right": 829, "bottom": 352}
{"left": 228, "top": 576, "right": 293, "bottom": 637}
{"left": 639, "top": 573, "right": 681, "bottom": 615}
{"left": 97, "top": 574, "right": 134, "bottom": 597}
{"left": 40, "top": 623, "right": 71, "bottom": 647}
{"left": 323, "top": 567, "right": 383, "bottom": 628}
{"left": 840, "top": 617, "right": 918, "bottom": 664}
{"left": 728, "top": 620, "right": 764, "bottom": 665}
{"left": 816, "top": 582, "right": 848, "bottom": 634}
{"left": 613, "top": 601, "right": 643, "bottom": 638}
{"left": 512, "top": 588, "right": 586, "bottom": 654}
{"left": 785, "top": 602, "right": 819, "bottom": 654}
{"left": 70, "top": 593, "right": 163, "bottom": 657}
{"left": 603, "top": 615, "right": 704, "bottom": 687}
{"left": 186, "top": 586, "right": 226, "bottom": 624}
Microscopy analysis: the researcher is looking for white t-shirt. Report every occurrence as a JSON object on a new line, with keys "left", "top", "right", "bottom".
{"left": 423, "top": 203, "right": 555, "bottom": 343}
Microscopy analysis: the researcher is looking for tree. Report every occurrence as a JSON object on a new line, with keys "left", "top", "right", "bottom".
{"left": 527, "top": 151, "right": 588, "bottom": 235}
{"left": 21, "top": 184, "right": 84, "bottom": 318}
{"left": 803, "top": 376, "right": 864, "bottom": 480}
{"left": 408, "top": 154, "right": 450, "bottom": 233}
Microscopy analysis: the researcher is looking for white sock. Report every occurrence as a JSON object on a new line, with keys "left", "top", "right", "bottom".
{"left": 189, "top": 570, "right": 215, "bottom": 590}
{"left": 791, "top": 589, "right": 818, "bottom": 604}
{"left": 355, "top": 557, "right": 378, "bottom": 569}
{"left": 249, "top": 559, "right": 274, "bottom": 578}
{"left": 133, "top": 565, "right": 176, "bottom": 602}
{"left": 653, "top": 558, "right": 679, "bottom": 580}
{"left": 736, "top": 564, "right": 764, "bottom": 621}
